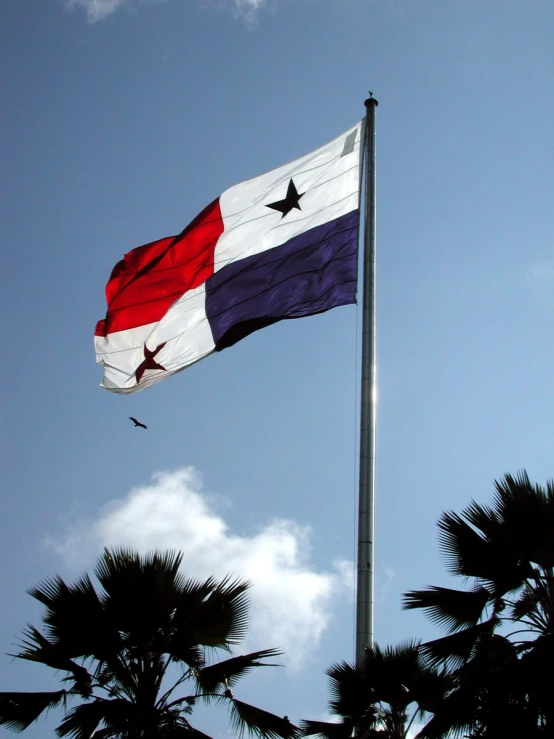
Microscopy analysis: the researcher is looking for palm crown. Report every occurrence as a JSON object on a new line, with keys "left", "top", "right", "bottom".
{"left": 0, "top": 548, "right": 300, "bottom": 739}
{"left": 403, "top": 471, "right": 554, "bottom": 737}
{"left": 301, "top": 641, "right": 451, "bottom": 739}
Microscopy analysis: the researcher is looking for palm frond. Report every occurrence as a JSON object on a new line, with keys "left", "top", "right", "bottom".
{"left": 509, "top": 583, "right": 543, "bottom": 624}
{"left": 55, "top": 700, "right": 107, "bottom": 739}
{"left": 12, "top": 625, "right": 93, "bottom": 696}
{"left": 437, "top": 511, "right": 529, "bottom": 595}
{"left": 415, "top": 658, "right": 501, "bottom": 739}
{"left": 408, "top": 665, "right": 453, "bottom": 717}
{"left": 176, "top": 576, "right": 251, "bottom": 649}
{"left": 157, "top": 726, "right": 215, "bottom": 739}
{"left": 95, "top": 549, "right": 186, "bottom": 652}
{"left": 415, "top": 690, "right": 475, "bottom": 739}
{"left": 28, "top": 572, "right": 120, "bottom": 662}
{"left": 402, "top": 586, "right": 491, "bottom": 633}
{"left": 95, "top": 548, "right": 184, "bottom": 595}
{"left": 494, "top": 472, "right": 554, "bottom": 570}
{"left": 359, "top": 641, "right": 452, "bottom": 717}
{"left": 164, "top": 640, "right": 205, "bottom": 671}
{"left": 230, "top": 699, "right": 301, "bottom": 739}
{"left": 470, "top": 632, "right": 517, "bottom": 666}
{"left": 359, "top": 641, "right": 423, "bottom": 707}
{"left": 300, "top": 719, "right": 353, "bottom": 739}
{"left": 493, "top": 471, "right": 537, "bottom": 517}
{"left": 436, "top": 511, "right": 491, "bottom": 579}
{"left": 372, "top": 642, "right": 452, "bottom": 709}
{"left": 84, "top": 730, "right": 117, "bottom": 739}
{"left": 57, "top": 697, "right": 136, "bottom": 739}
{"left": 462, "top": 500, "right": 500, "bottom": 540}
{"left": 325, "top": 661, "right": 373, "bottom": 721}
{"left": 196, "top": 649, "right": 282, "bottom": 692}
{"left": 164, "top": 575, "right": 251, "bottom": 665}
{"left": 362, "top": 639, "right": 421, "bottom": 673}
{"left": 0, "top": 690, "right": 67, "bottom": 732}
{"left": 166, "top": 576, "right": 224, "bottom": 664}
{"left": 420, "top": 616, "right": 499, "bottom": 669}
{"left": 28, "top": 574, "right": 71, "bottom": 607}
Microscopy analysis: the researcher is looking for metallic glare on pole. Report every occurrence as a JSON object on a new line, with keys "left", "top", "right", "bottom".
{"left": 356, "top": 94, "right": 378, "bottom": 663}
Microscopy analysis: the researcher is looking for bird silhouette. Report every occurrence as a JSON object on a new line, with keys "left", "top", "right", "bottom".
{"left": 129, "top": 417, "right": 147, "bottom": 429}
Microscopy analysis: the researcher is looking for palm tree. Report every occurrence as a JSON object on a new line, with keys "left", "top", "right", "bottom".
{"left": 403, "top": 471, "right": 554, "bottom": 737}
{"left": 0, "top": 548, "right": 300, "bottom": 739}
{"left": 301, "top": 641, "right": 451, "bottom": 739}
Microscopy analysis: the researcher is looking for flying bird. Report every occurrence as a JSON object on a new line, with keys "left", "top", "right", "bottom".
{"left": 129, "top": 417, "right": 147, "bottom": 429}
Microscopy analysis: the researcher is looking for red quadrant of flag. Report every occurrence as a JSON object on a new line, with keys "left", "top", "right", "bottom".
{"left": 95, "top": 198, "right": 223, "bottom": 336}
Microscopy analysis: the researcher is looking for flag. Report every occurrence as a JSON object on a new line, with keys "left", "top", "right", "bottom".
{"left": 95, "top": 122, "right": 363, "bottom": 393}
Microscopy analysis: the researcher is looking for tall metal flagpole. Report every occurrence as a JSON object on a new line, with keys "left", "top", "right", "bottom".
{"left": 356, "top": 94, "right": 378, "bottom": 663}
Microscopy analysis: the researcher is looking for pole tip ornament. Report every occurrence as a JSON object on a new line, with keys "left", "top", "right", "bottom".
{"left": 364, "top": 91, "right": 378, "bottom": 108}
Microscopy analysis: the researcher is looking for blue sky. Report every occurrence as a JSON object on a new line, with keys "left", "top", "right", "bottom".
{"left": 1, "top": 0, "right": 553, "bottom": 735}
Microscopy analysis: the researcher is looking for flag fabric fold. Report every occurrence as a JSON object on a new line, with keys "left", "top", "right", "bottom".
{"left": 95, "top": 122, "right": 363, "bottom": 393}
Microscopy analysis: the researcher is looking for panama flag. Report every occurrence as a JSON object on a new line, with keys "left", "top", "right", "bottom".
{"left": 95, "top": 122, "right": 363, "bottom": 393}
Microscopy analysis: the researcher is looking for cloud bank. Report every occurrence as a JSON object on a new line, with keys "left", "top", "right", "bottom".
{"left": 65, "top": 0, "right": 271, "bottom": 24}
{"left": 50, "top": 467, "right": 352, "bottom": 669}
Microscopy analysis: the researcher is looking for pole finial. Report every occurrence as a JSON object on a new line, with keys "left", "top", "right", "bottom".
{"left": 364, "top": 91, "right": 378, "bottom": 108}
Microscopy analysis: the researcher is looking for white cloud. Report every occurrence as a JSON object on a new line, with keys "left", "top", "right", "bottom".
{"left": 65, "top": 0, "right": 133, "bottom": 23}
{"left": 230, "top": 0, "right": 268, "bottom": 24}
{"left": 64, "top": 0, "right": 272, "bottom": 24}
{"left": 50, "top": 467, "right": 352, "bottom": 669}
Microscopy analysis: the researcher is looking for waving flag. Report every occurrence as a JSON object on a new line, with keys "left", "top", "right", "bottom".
{"left": 95, "top": 122, "right": 363, "bottom": 393}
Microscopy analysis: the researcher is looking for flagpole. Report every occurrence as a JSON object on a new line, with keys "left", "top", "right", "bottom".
{"left": 356, "top": 94, "right": 378, "bottom": 663}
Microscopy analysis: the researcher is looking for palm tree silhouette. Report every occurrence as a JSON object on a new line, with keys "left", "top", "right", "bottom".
{"left": 403, "top": 471, "right": 554, "bottom": 737}
{"left": 0, "top": 548, "right": 300, "bottom": 739}
{"left": 302, "top": 641, "right": 451, "bottom": 739}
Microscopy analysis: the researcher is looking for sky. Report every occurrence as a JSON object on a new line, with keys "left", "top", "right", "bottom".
{"left": 1, "top": 0, "right": 553, "bottom": 736}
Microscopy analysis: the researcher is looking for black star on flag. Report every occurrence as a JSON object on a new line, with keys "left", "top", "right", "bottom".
{"left": 266, "top": 179, "right": 304, "bottom": 218}
{"left": 135, "top": 342, "right": 167, "bottom": 384}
